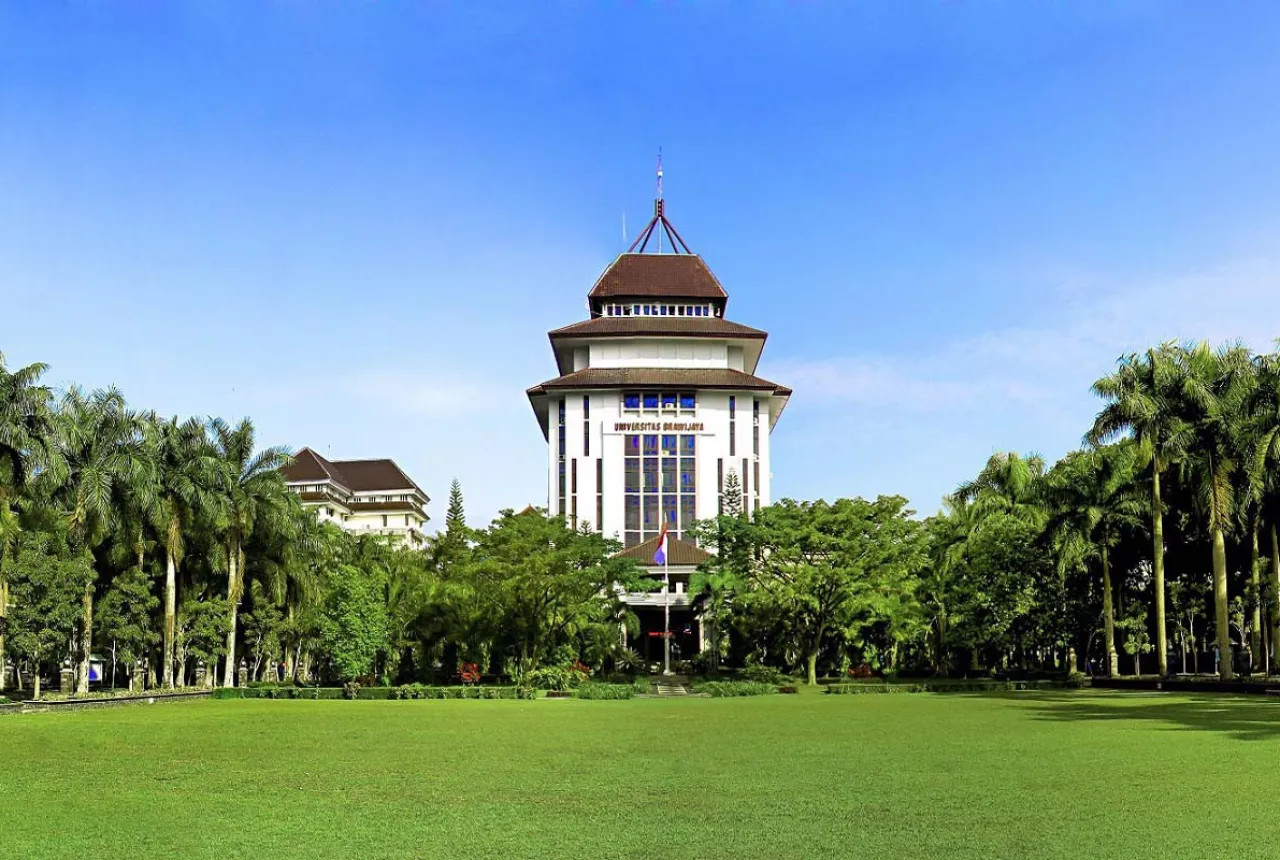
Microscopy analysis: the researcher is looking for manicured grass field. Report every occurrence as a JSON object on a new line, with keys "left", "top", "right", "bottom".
{"left": 6, "top": 691, "right": 1280, "bottom": 859}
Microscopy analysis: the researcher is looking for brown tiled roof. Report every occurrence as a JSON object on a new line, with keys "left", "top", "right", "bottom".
{"left": 527, "top": 367, "right": 792, "bottom": 397}
{"left": 549, "top": 317, "right": 766, "bottom": 340}
{"left": 615, "top": 533, "right": 712, "bottom": 566}
{"left": 281, "top": 448, "right": 428, "bottom": 498}
{"left": 588, "top": 254, "right": 727, "bottom": 300}
{"left": 281, "top": 448, "right": 348, "bottom": 488}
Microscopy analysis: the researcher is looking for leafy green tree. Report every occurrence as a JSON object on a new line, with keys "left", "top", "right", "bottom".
{"left": 954, "top": 452, "right": 1046, "bottom": 517}
{"left": 209, "top": 418, "right": 292, "bottom": 686}
{"left": 1090, "top": 343, "right": 1190, "bottom": 676}
{"left": 1245, "top": 351, "right": 1280, "bottom": 671}
{"left": 6, "top": 530, "right": 94, "bottom": 698}
{"left": 240, "top": 581, "right": 285, "bottom": 681}
{"left": 176, "top": 596, "right": 230, "bottom": 686}
{"left": 688, "top": 469, "right": 750, "bottom": 672}
{"left": 0, "top": 351, "right": 55, "bottom": 690}
{"left": 317, "top": 563, "right": 389, "bottom": 681}
{"left": 737, "top": 497, "right": 929, "bottom": 685}
{"left": 465, "top": 508, "right": 644, "bottom": 677}
{"left": 1167, "top": 578, "right": 1208, "bottom": 673}
{"left": 96, "top": 563, "right": 159, "bottom": 690}
{"left": 947, "top": 509, "right": 1052, "bottom": 671}
{"left": 1118, "top": 606, "right": 1153, "bottom": 676}
{"left": 1044, "top": 445, "right": 1145, "bottom": 677}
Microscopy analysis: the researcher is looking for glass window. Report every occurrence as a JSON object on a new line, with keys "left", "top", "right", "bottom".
{"left": 624, "top": 459, "right": 640, "bottom": 493}
{"left": 643, "top": 434, "right": 659, "bottom": 456}
{"left": 660, "top": 305, "right": 668, "bottom": 316}
{"left": 679, "top": 393, "right": 696, "bottom": 410}
{"left": 681, "top": 435, "right": 696, "bottom": 457}
{"left": 642, "top": 458, "right": 658, "bottom": 492}
{"left": 624, "top": 392, "right": 640, "bottom": 410}
{"left": 661, "top": 393, "right": 677, "bottom": 410}
{"left": 633, "top": 304, "right": 640, "bottom": 315}
{"left": 680, "top": 495, "right": 696, "bottom": 531}
{"left": 625, "top": 434, "right": 640, "bottom": 455}
{"left": 662, "top": 495, "right": 678, "bottom": 528}
{"left": 661, "top": 459, "right": 676, "bottom": 493}
{"left": 643, "top": 496, "right": 659, "bottom": 530}
{"left": 677, "top": 306, "right": 685, "bottom": 316}
{"left": 643, "top": 393, "right": 659, "bottom": 410}
{"left": 625, "top": 496, "right": 640, "bottom": 530}
{"left": 661, "top": 434, "right": 678, "bottom": 456}
{"left": 679, "top": 462, "right": 695, "bottom": 493}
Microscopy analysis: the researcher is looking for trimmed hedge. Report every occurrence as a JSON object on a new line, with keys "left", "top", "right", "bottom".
{"left": 693, "top": 681, "right": 779, "bottom": 698}
{"left": 391, "top": 684, "right": 522, "bottom": 700}
{"left": 824, "top": 679, "right": 1085, "bottom": 695}
{"left": 574, "top": 682, "right": 635, "bottom": 700}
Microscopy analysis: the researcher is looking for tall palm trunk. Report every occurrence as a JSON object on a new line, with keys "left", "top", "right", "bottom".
{"left": 222, "top": 541, "right": 241, "bottom": 687}
{"left": 1101, "top": 546, "right": 1119, "bottom": 677}
{"left": 1152, "top": 469, "right": 1169, "bottom": 676}
{"left": 77, "top": 581, "right": 93, "bottom": 693}
{"left": 163, "top": 546, "right": 177, "bottom": 688}
{"left": 1250, "top": 519, "right": 1263, "bottom": 666}
{"left": 1270, "top": 524, "right": 1280, "bottom": 674}
{"left": 1212, "top": 527, "right": 1235, "bottom": 679}
{"left": 0, "top": 573, "right": 8, "bottom": 692}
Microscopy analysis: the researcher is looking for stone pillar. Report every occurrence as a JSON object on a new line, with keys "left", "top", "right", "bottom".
{"left": 60, "top": 666, "right": 76, "bottom": 693}
{"left": 238, "top": 660, "right": 248, "bottom": 688}
{"left": 194, "top": 661, "right": 207, "bottom": 688}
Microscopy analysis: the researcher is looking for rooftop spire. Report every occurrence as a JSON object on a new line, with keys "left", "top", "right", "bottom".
{"left": 629, "top": 148, "right": 692, "bottom": 255}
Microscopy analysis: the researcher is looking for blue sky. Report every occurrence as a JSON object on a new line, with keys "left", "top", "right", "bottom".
{"left": 4, "top": 3, "right": 1280, "bottom": 527}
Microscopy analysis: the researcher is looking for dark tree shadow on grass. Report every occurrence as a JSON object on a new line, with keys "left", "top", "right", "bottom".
{"left": 1012, "top": 691, "right": 1280, "bottom": 741}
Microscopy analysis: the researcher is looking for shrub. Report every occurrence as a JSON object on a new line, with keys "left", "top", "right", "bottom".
{"left": 693, "top": 681, "right": 778, "bottom": 698}
{"left": 778, "top": 685, "right": 799, "bottom": 694}
{"left": 527, "top": 665, "right": 588, "bottom": 691}
{"left": 742, "top": 665, "right": 790, "bottom": 685}
{"left": 342, "top": 681, "right": 361, "bottom": 700}
{"left": 847, "top": 664, "right": 876, "bottom": 679}
{"left": 632, "top": 677, "right": 653, "bottom": 696}
{"left": 575, "top": 682, "right": 634, "bottom": 700}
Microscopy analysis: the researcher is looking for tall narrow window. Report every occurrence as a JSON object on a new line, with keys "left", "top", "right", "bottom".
{"left": 754, "top": 460, "right": 761, "bottom": 512}
{"left": 729, "top": 396, "right": 737, "bottom": 457}
{"left": 557, "top": 399, "right": 566, "bottom": 516}
{"left": 571, "top": 459, "right": 578, "bottom": 527}
{"left": 753, "top": 399, "right": 760, "bottom": 456}
{"left": 717, "top": 458, "right": 724, "bottom": 515}
{"left": 583, "top": 395, "right": 590, "bottom": 456}
{"left": 742, "top": 458, "right": 750, "bottom": 513}
{"left": 596, "top": 458, "right": 604, "bottom": 534}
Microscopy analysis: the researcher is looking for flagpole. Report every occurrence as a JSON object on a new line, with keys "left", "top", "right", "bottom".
{"left": 663, "top": 549, "right": 672, "bottom": 676}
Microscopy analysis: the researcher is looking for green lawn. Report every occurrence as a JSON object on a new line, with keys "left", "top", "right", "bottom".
{"left": 6, "top": 691, "right": 1280, "bottom": 859}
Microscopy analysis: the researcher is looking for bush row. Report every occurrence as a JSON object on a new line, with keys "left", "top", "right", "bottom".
{"left": 692, "top": 681, "right": 780, "bottom": 698}
{"left": 574, "top": 682, "right": 636, "bottom": 700}
{"left": 391, "top": 684, "right": 528, "bottom": 700}
{"left": 824, "top": 679, "right": 1085, "bottom": 695}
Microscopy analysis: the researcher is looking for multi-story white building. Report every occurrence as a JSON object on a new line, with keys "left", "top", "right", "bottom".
{"left": 527, "top": 199, "right": 790, "bottom": 663}
{"left": 281, "top": 448, "right": 429, "bottom": 547}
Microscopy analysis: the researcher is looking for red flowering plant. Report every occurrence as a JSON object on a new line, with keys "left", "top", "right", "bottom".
{"left": 847, "top": 663, "right": 875, "bottom": 679}
{"left": 459, "top": 662, "right": 482, "bottom": 685}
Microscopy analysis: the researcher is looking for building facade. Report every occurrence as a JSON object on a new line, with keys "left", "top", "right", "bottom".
{"left": 281, "top": 448, "right": 430, "bottom": 546}
{"left": 526, "top": 200, "right": 791, "bottom": 665}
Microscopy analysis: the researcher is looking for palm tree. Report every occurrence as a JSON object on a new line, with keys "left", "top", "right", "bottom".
{"left": 1176, "top": 342, "right": 1256, "bottom": 680}
{"left": 0, "top": 352, "right": 55, "bottom": 690}
{"left": 1043, "top": 444, "right": 1145, "bottom": 677}
{"left": 1089, "top": 343, "right": 1190, "bottom": 676}
{"left": 1246, "top": 350, "right": 1280, "bottom": 672}
{"left": 151, "top": 415, "right": 217, "bottom": 688}
{"left": 209, "top": 418, "right": 292, "bottom": 687}
{"left": 954, "top": 451, "right": 1047, "bottom": 517}
{"left": 45, "top": 387, "right": 155, "bottom": 693}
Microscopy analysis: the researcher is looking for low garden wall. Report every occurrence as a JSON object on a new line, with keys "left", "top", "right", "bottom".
{"left": 19, "top": 691, "right": 212, "bottom": 712}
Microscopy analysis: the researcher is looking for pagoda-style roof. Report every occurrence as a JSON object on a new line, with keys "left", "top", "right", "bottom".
{"left": 587, "top": 254, "right": 728, "bottom": 315}
{"left": 615, "top": 533, "right": 712, "bottom": 567}
{"left": 527, "top": 367, "right": 791, "bottom": 396}
{"left": 548, "top": 316, "right": 766, "bottom": 341}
